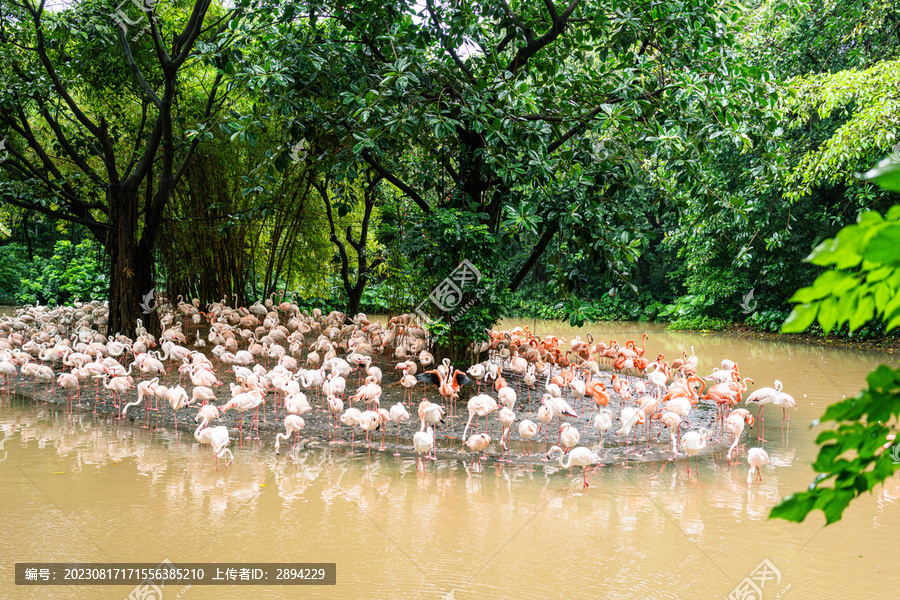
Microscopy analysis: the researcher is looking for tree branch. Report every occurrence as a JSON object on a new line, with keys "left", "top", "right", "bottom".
{"left": 510, "top": 220, "right": 558, "bottom": 292}
{"left": 28, "top": 1, "right": 103, "bottom": 139}
{"left": 0, "top": 193, "right": 107, "bottom": 237}
{"left": 118, "top": 25, "right": 162, "bottom": 107}
{"left": 547, "top": 104, "right": 606, "bottom": 153}
{"left": 504, "top": 0, "right": 580, "bottom": 76}
{"left": 315, "top": 177, "right": 353, "bottom": 297}
{"left": 547, "top": 84, "right": 676, "bottom": 153}
{"left": 543, "top": 0, "right": 560, "bottom": 21}
{"left": 425, "top": 0, "right": 475, "bottom": 82}
{"left": 498, "top": 0, "right": 534, "bottom": 43}
{"left": 2, "top": 104, "right": 106, "bottom": 213}
{"left": 173, "top": 0, "right": 213, "bottom": 67}
{"left": 148, "top": 7, "right": 173, "bottom": 68}
{"left": 360, "top": 150, "right": 431, "bottom": 213}
{"left": 441, "top": 152, "right": 460, "bottom": 185}
{"left": 32, "top": 104, "right": 105, "bottom": 186}
{"left": 172, "top": 72, "right": 224, "bottom": 188}
{"left": 122, "top": 117, "right": 163, "bottom": 189}
{"left": 124, "top": 100, "right": 151, "bottom": 175}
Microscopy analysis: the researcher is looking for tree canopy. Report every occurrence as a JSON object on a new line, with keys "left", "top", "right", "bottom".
{"left": 0, "top": 0, "right": 898, "bottom": 347}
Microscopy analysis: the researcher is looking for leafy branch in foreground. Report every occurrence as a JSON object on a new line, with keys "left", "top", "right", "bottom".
{"left": 781, "top": 204, "right": 900, "bottom": 335}
{"left": 770, "top": 365, "right": 900, "bottom": 524}
{"left": 771, "top": 155, "right": 900, "bottom": 524}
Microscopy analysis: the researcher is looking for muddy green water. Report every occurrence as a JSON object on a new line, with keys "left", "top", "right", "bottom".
{"left": 1, "top": 320, "right": 898, "bottom": 599}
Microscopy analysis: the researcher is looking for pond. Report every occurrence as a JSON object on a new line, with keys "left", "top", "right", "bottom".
{"left": 1, "top": 319, "right": 897, "bottom": 599}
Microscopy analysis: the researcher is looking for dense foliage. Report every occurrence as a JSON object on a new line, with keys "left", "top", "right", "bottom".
{"left": 0, "top": 0, "right": 898, "bottom": 345}
{"left": 771, "top": 156, "right": 900, "bottom": 524}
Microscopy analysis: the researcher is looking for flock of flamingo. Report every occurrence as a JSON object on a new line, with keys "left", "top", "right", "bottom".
{"left": 0, "top": 297, "right": 796, "bottom": 488}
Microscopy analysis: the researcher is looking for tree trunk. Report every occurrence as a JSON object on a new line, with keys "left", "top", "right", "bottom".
{"left": 347, "top": 280, "right": 364, "bottom": 319}
{"left": 510, "top": 220, "right": 559, "bottom": 292}
{"left": 317, "top": 173, "right": 381, "bottom": 322}
{"left": 106, "top": 186, "right": 160, "bottom": 337}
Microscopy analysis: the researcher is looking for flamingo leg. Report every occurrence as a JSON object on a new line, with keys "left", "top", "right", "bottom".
{"left": 582, "top": 465, "right": 598, "bottom": 488}
{"left": 542, "top": 426, "right": 549, "bottom": 460}
{"left": 526, "top": 439, "right": 532, "bottom": 471}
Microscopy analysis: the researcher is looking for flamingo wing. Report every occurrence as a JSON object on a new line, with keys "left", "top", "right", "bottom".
{"left": 746, "top": 387, "right": 776, "bottom": 404}
{"left": 415, "top": 371, "right": 442, "bottom": 385}
{"left": 451, "top": 370, "right": 472, "bottom": 388}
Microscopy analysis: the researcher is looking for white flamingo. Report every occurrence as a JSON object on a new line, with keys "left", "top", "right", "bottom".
{"left": 413, "top": 426, "right": 435, "bottom": 468}
{"left": 518, "top": 419, "right": 539, "bottom": 468}
{"left": 747, "top": 380, "right": 795, "bottom": 441}
{"left": 497, "top": 407, "right": 516, "bottom": 460}
{"left": 559, "top": 422, "right": 580, "bottom": 455}
{"left": 193, "top": 419, "right": 233, "bottom": 470}
{"left": 274, "top": 414, "right": 305, "bottom": 454}
{"left": 681, "top": 428, "right": 711, "bottom": 476}
{"left": 659, "top": 411, "right": 682, "bottom": 460}
{"left": 592, "top": 408, "right": 613, "bottom": 455}
{"left": 747, "top": 447, "right": 770, "bottom": 484}
{"left": 546, "top": 445, "right": 601, "bottom": 488}
{"left": 389, "top": 403, "right": 409, "bottom": 455}
{"left": 463, "top": 394, "right": 498, "bottom": 440}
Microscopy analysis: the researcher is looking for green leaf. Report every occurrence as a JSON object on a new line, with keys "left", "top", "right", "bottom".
{"left": 863, "top": 224, "right": 900, "bottom": 265}
{"left": 812, "top": 443, "right": 843, "bottom": 471}
{"left": 769, "top": 493, "right": 816, "bottom": 523}
{"left": 781, "top": 303, "right": 818, "bottom": 333}
{"left": 888, "top": 314, "right": 900, "bottom": 331}
{"left": 848, "top": 294, "right": 874, "bottom": 331}
{"left": 791, "top": 271, "right": 855, "bottom": 302}
{"left": 862, "top": 156, "right": 900, "bottom": 193}
{"left": 817, "top": 297, "right": 839, "bottom": 334}
{"left": 821, "top": 489, "right": 855, "bottom": 525}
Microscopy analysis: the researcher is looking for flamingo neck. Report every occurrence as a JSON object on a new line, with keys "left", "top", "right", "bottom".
{"left": 194, "top": 418, "right": 207, "bottom": 441}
